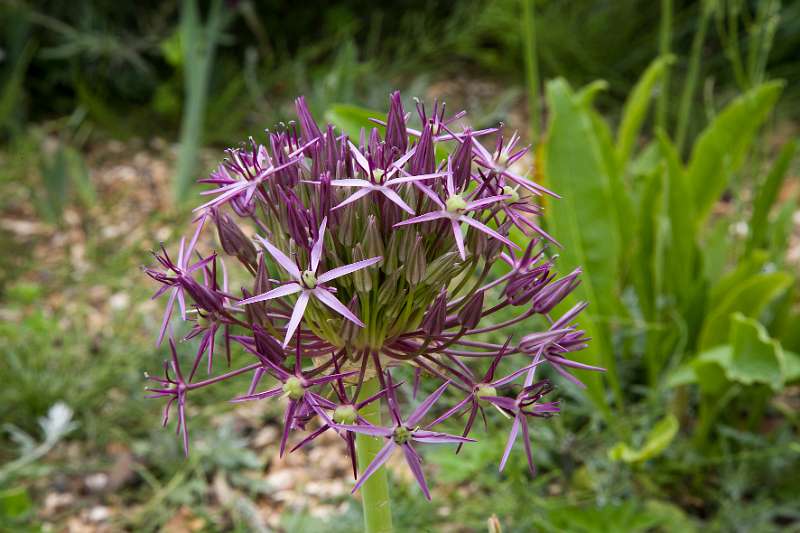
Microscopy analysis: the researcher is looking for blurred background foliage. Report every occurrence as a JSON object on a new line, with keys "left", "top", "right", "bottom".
{"left": 1, "top": 0, "right": 799, "bottom": 531}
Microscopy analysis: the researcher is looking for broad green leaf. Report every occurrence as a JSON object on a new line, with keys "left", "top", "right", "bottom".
{"left": 691, "top": 314, "right": 791, "bottom": 394}
{"left": 631, "top": 167, "right": 664, "bottom": 320}
{"left": 701, "top": 217, "right": 732, "bottom": 282}
{"left": 746, "top": 139, "right": 797, "bottom": 255}
{"left": 543, "top": 79, "right": 622, "bottom": 314}
{"left": 608, "top": 414, "right": 679, "bottom": 463}
{"left": 785, "top": 351, "right": 800, "bottom": 382}
{"left": 616, "top": 56, "right": 674, "bottom": 167}
{"left": 576, "top": 80, "right": 609, "bottom": 106}
{"left": 589, "top": 109, "right": 634, "bottom": 275}
{"left": 657, "top": 132, "right": 696, "bottom": 309}
{"left": 708, "top": 250, "right": 768, "bottom": 310}
{"left": 629, "top": 142, "right": 662, "bottom": 179}
{"left": 698, "top": 271, "right": 792, "bottom": 350}
{"left": 769, "top": 199, "right": 798, "bottom": 266}
{"left": 687, "top": 81, "right": 784, "bottom": 224}
{"left": 324, "top": 104, "right": 384, "bottom": 139}
{"left": 692, "top": 346, "right": 732, "bottom": 395}
{"left": 543, "top": 78, "right": 624, "bottom": 411}
{"left": 727, "top": 313, "right": 784, "bottom": 390}
{"left": 665, "top": 363, "right": 697, "bottom": 388}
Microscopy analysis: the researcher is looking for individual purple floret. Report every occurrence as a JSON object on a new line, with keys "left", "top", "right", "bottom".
{"left": 142, "top": 90, "right": 601, "bottom": 500}
{"left": 239, "top": 217, "right": 381, "bottom": 346}
{"left": 335, "top": 372, "right": 473, "bottom": 500}
{"left": 394, "top": 157, "right": 518, "bottom": 260}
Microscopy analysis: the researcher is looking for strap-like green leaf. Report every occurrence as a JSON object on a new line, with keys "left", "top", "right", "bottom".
{"left": 616, "top": 56, "right": 674, "bottom": 168}
{"left": 687, "top": 81, "right": 784, "bottom": 224}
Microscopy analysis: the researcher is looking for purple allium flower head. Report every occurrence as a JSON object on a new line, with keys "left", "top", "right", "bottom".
{"left": 143, "top": 91, "right": 601, "bottom": 498}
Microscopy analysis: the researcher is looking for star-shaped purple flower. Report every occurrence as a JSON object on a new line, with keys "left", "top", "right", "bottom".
{"left": 144, "top": 215, "right": 210, "bottom": 346}
{"left": 471, "top": 131, "right": 558, "bottom": 198}
{"left": 240, "top": 217, "right": 381, "bottom": 346}
{"left": 482, "top": 368, "right": 559, "bottom": 474}
{"left": 233, "top": 340, "right": 357, "bottom": 457}
{"left": 145, "top": 334, "right": 191, "bottom": 455}
{"left": 335, "top": 373, "right": 473, "bottom": 500}
{"left": 293, "top": 359, "right": 398, "bottom": 479}
{"left": 426, "top": 338, "right": 544, "bottom": 453}
{"left": 194, "top": 139, "right": 316, "bottom": 212}
{"left": 330, "top": 142, "right": 446, "bottom": 215}
{"left": 393, "top": 158, "right": 519, "bottom": 260}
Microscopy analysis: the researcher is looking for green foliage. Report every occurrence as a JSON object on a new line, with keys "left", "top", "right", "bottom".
{"left": 608, "top": 415, "right": 679, "bottom": 463}
{"left": 3, "top": 2, "right": 800, "bottom": 530}
{"left": 0, "top": 487, "right": 35, "bottom": 532}
{"left": 686, "top": 81, "right": 783, "bottom": 224}
{"left": 36, "top": 140, "right": 94, "bottom": 223}
{"left": 324, "top": 104, "right": 384, "bottom": 139}
{"left": 746, "top": 139, "right": 797, "bottom": 255}
{"left": 538, "top": 26, "right": 797, "bottom": 472}
{"left": 543, "top": 78, "right": 626, "bottom": 413}
{"left": 173, "top": 0, "right": 232, "bottom": 201}
{"left": 532, "top": 500, "right": 693, "bottom": 533}
{"left": 697, "top": 271, "right": 792, "bottom": 351}
{"left": 616, "top": 55, "right": 674, "bottom": 167}
{"left": 673, "top": 313, "right": 800, "bottom": 394}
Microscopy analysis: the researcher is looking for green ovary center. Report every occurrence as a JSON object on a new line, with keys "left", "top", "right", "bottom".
{"left": 333, "top": 405, "right": 358, "bottom": 424}
{"left": 392, "top": 425, "right": 414, "bottom": 444}
{"left": 283, "top": 377, "right": 305, "bottom": 400}
{"left": 475, "top": 384, "right": 497, "bottom": 405}
{"left": 446, "top": 194, "right": 467, "bottom": 214}
{"left": 301, "top": 270, "right": 317, "bottom": 289}
{"left": 502, "top": 185, "right": 520, "bottom": 203}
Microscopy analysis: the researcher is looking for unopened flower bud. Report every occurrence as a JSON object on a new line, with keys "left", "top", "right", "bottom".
{"left": 216, "top": 212, "right": 257, "bottom": 269}
{"left": 352, "top": 245, "right": 372, "bottom": 292}
{"left": 457, "top": 290, "right": 484, "bottom": 329}
{"left": 425, "top": 252, "right": 460, "bottom": 286}
{"left": 386, "top": 91, "right": 408, "bottom": 153}
{"left": 377, "top": 272, "right": 401, "bottom": 307}
{"left": 339, "top": 204, "right": 356, "bottom": 246}
{"left": 421, "top": 290, "right": 447, "bottom": 337}
{"left": 405, "top": 234, "right": 426, "bottom": 286}
{"left": 364, "top": 215, "right": 384, "bottom": 261}
{"left": 398, "top": 227, "right": 416, "bottom": 262}
{"left": 384, "top": 231, "right": 401, "bottom": 274}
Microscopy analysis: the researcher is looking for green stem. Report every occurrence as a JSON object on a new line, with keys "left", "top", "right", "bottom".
{"left": 656, "top": 0, "right": 673, "bottom": 132}
{"left": 174, "top": 0, "right": 228, "bottom": 202}
{"left": 355, "top": 378, "right": 393, "bottom": 533}
{"left": 676, "top": 1, "right": 712, "bottom": 153}
{"left": 521, "top": 0, "right": 540, "bottom": 141}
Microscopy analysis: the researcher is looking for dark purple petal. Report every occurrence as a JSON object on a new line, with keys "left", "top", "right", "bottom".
{"left": 401, "top": 444, "right": 431, "bottom": 500}
{"left": 351, "top": 441, "right": 396, "bottom": 494}
{"left": 317, "top": 257, "right": 382, "bottom": 284}
{"left": 407, "top": 380, "right": 450, "bottom": 427}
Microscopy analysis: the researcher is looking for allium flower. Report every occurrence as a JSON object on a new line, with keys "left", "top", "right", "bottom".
{"left": 143, "top": 91, "right": 601, "bottom": 503}
{"left": 239, "top": 217, "right": 381, "bottom": 346}
{"left": 335, "top": 372, "right": 473, "bottom": 500}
